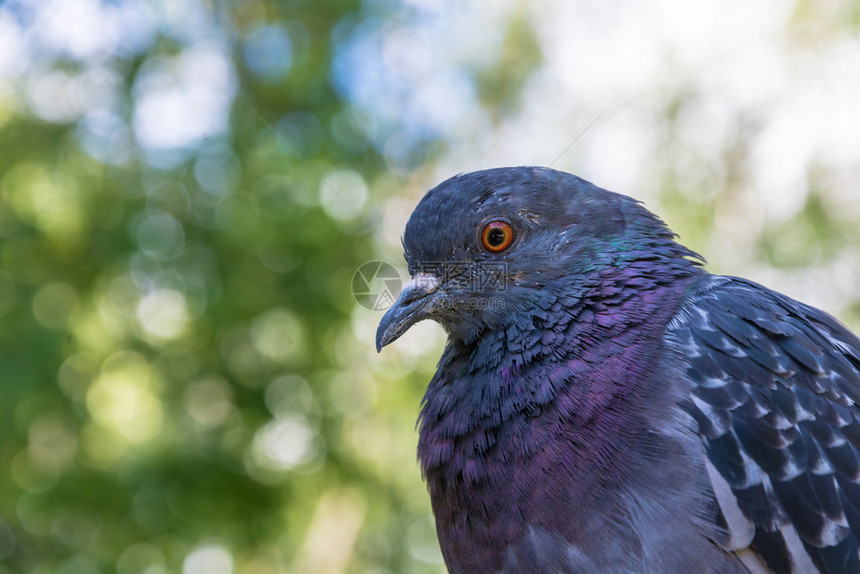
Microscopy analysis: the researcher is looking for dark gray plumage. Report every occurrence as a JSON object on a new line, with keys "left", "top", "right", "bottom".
{"left": 376, "top": 166, "right": 860, "bottom": 573}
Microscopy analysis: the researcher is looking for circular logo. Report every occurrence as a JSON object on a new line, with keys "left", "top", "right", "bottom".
{"left": 352, "top": 261, "right": 402, "bottom": 311}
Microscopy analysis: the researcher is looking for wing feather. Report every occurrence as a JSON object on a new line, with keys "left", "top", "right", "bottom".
{"left": 671, "top": 276, "right": 860, "bottom": 573}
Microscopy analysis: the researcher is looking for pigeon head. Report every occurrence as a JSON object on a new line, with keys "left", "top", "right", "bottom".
{"left": 376, "top": 166, "right": 701, "bottom": 350}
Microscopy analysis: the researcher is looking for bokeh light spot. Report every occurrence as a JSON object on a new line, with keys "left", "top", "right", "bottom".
{"left": 184, "top": 377, "right": 235, "bottom": 427}
{"left": 194, "top": 150, "right": 240, "bottom": 196}
{"left": 0, "top": 13, "right": 27, "bottom": 80}
{"left": 183, "top": 544, "right": 234, "bottom": 574}
{"left": 58, "top": 353, "right": 100, "bottom": 402}
{"left": 407, "top": 515, "right": 444, "bottom": 564}
{"left": 116, "top": 542, "right": 165, "bottom": 574}
{"left": 318, "top": 170, "right": 368, "bottom": 222}
{"left": 294, "top": 489, "right": 366, "bottom": 573}
{"left": 137, "top": 289, "right": 190, "bottom": 341}
{"left": 264, "top": 375, "right": 314, "bottom": 417}
{"left": 135, "top": 210, "right": 185, "bottom": 260}
{"left": 252, "top": 416, "right": 320, "bottom": 471}
{"left": 28, "top": 415, "right": 77, "bottom": 477}
{"left": 50, "top": 508, "right": 100, "bottom": 550}
{"left": 1, "top": 163, "right": 85, "bottom": 242}
{"left": 250, "top": 308, "right": 305, "bottom": 364}
{"left": 26, "top": 69, "right": 87, "bottom": 123}
{"left": 243, "top": 24, "right": 292, "bottom": 79}
{"left": 133, "top": 47, "right": 236, "bottom": 157}
{"left": 86, "top": 352, "right": 164, "bottom": 444}
{"left": 77, "top": 109, "right": 134, "bottom": 166}
{"left": 32, "top": 283, "right": 79, "bottom": 331}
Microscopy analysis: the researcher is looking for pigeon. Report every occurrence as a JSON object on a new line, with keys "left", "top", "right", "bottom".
{"left": 376, "top": 166, "right": 860, "bottom": 574}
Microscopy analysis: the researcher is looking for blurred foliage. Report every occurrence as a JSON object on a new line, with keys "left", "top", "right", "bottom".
{"left": 1, "top": 1, "right": 859, "bottom": 574}
{"left": 0, "top": 1, "right": 447, "bottom": 573}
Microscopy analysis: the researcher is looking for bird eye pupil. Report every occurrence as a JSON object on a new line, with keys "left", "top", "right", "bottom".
{"left": 487, "top": 228, "right": 506, "bottom": 246}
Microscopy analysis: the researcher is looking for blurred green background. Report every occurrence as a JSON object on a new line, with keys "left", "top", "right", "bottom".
{"left": 1, "top": 1, "right": 859, "bottom": 573}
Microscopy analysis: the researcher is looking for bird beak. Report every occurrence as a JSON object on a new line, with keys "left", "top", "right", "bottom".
{"left": 376, "top": 273, "right": 441, "bottom": 351}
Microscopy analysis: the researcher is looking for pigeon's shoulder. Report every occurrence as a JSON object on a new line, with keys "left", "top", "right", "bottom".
{"left": 666, "top": 274, "right": 860, "bottom": 573}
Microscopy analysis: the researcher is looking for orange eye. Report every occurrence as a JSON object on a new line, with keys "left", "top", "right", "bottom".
{"left": 481, "top": 221, "right": 514, "bottom": 252}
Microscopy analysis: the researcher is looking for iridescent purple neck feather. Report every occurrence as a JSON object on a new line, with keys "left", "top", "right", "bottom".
{"left": 375, "top": 167, "right": 743, "bottom": 573}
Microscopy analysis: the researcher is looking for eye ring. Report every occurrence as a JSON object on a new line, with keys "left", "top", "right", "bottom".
{"left": 481, "top": 221, "right": 514, "bottom": 253}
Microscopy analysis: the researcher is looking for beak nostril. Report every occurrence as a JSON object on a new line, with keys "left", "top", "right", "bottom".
{"left": 399, "top": 273, "right": 440, "bottom": 305}
{"left": 393, "top": 273, "right": 440, "bottom": 307}
{"left": 401, "top": 290, "right": 420, "bottom": 305}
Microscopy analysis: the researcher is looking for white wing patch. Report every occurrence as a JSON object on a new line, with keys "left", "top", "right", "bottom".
{"left": 780, "top": 521, "right": 821, "bottom": 573}
{"left": 706, "top": 459, "right": 754, "bottom": 551}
